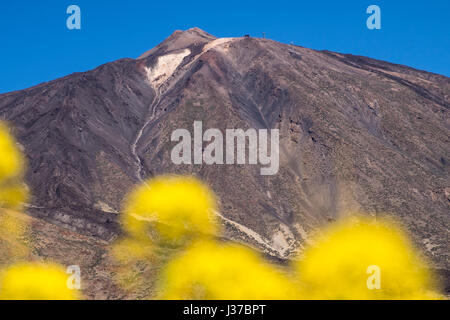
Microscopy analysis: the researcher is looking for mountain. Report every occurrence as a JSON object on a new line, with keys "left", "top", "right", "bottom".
{"left": 0, "top": 28, "right": 448, "bottom": 290}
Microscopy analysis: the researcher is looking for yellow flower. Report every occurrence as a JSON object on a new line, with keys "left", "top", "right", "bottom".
{"left": 0, "top": 184, "right": 28, "bottom": 209}
{"left": 122, "top": 175, "right": 218, "bottom": 244}
{"left": 0, "top": 122, "right": 28, "bottom": 209}
{"left": 158, "top": 240, "right": 300, "bottom": 300}
{"left": 294, "top": 216, "right": 441, "bottom": 299}
{"left": 0, "top": 262, "right": 78, "bottom": 300}
{"left": 0, "top": 122, "right": 23, "bottom": 182}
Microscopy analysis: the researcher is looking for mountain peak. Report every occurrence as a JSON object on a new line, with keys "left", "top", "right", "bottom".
{"left": 138, "top": 27, "right": 216, "bottom": 59}
{"left": 185, "top": 27, "right": 215, "bottom": 38}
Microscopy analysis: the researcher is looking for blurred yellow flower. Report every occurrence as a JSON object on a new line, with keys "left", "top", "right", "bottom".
{"left": 0, "top": 262, "right": 78, "bottom": 300}
{"left": 0, "top": 184, "right": 28, "bottom": 209}
{"left": 0, "top": 122, "right": 23, "bottom": 181}
{"left": 158, "top": 240, "right": 300, "bottom": 300}
{"left": 0, "top": 123, "right": 29, "bottom": 264}
{"left": 294, "top": 217, "right": 441, "bottom": 299}
{"left": 0, "top": 122, "right": 28, "bottom": 209}
{"left": 122, "top": 175, "right": 218, "bottom": 244}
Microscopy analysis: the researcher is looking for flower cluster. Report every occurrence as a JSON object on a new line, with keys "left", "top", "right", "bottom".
{"left": 295, "top": 217, "right": 440, "bottom": 299}
{"left": 113, "top": 175, "right": 442, "bottom": 300}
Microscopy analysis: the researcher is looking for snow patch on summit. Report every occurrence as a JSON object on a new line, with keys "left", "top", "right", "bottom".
{"left": 145, "top": 49, "right": 191, "bottom": 88}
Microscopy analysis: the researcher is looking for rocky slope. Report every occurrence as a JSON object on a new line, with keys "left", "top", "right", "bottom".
{"left": 0, "top": 28, "right": 448, "bottom": 281}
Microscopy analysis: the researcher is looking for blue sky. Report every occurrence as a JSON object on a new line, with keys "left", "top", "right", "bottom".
{"left": 0, "top": 1, "right": 448, "bottom": 93}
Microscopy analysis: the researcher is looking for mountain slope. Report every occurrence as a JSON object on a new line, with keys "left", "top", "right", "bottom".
{"left": 0, "top": 28, "right": 448, "bottom": 272}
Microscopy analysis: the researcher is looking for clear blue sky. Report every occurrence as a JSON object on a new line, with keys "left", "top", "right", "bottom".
{"left": 0, "top": 1, "right": 448, "bottom": 93}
